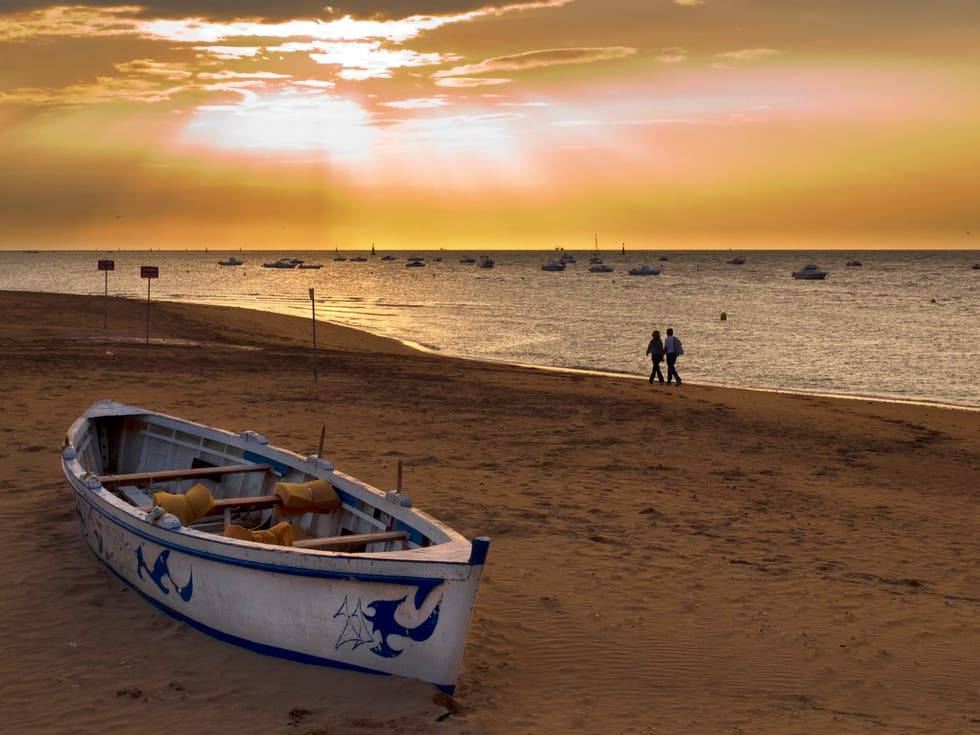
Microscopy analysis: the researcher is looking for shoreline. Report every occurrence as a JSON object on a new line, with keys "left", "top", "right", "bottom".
{"left": 5, "top": 288, "right": 976, "bottom": 412}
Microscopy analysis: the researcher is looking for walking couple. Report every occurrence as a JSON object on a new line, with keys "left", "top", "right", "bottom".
{"left": 646, "top": 328, "right": 683, "bottom": 385}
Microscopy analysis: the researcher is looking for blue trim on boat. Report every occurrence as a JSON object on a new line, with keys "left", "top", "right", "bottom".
{"left": 87, "top": 544, "right": 454, "bottom": 693}
{"left": 243, "top": 449, "right": 290, "bottom": 477}
{"left": 468, "top": 537, "right": 491, "bottom": 566}
{"left": 73, "top": 485, "right": 455, "bottom": 586}
{"left": 394, "top": 519, "right": 425, "bottom": 546}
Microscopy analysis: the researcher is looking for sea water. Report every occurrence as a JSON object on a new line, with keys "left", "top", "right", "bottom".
{"left": 1, "top": 249, "right": 977, "bottom": 408}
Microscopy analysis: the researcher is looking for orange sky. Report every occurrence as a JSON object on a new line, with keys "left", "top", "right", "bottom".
{"left": 1, "top": 1, "right": 978, "bottom": 249}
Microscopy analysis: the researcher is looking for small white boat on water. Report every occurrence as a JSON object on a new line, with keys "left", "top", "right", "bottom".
{"left": 588, "top": 256, "right": 603, "bottom": 265}
{"left": 262, "top": 259, "right": 297, "bottom": 269}
{"left": 628, "top": 264, "right": 661, "bottom": 276}
{"left": 846, "top": 259, "right": 863, "bottom": 267}
{"left": 405, "top": 260, "right": 425, "bottom": 268}
{"left": 298, "top": 263, "right": 323, "bottom": 269}
{"left": 793, "top": 264, "right": 828, "bottom": 280}
{"left": 381, "top": 255, "right": 397, "bottom": 261}
{"left": 351, "top": 256, "right": 368, "bottom": 263}
{"left": 658, "top": 256, "right": 669, "bottom": 262}
{"left": 540, "top": 261, "right": 566, "bottom": 272}
{"left": 477, "top": 256, "right": 495, "bottom": 269}
{"left": 218, "top": 257, "right": 244, "bottom": 267}
{"left": 559, "top": 253, "right": 576, "bottom": 264}
{"left": 62, "top": 401, "right": 489, "bottom": 692}
{"left": 589, "top": 263, "right": 614, "bottom": 273}
{"left": 727, "top": 257, "right": 746, "bottom": 265}
{"left": 458, "top": 256, "right": 476, "bottom": 264}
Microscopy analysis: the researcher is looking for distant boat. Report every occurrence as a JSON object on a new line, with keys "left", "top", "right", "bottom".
{"left": 407, "top": 256, "right": 424, "bottom": 262}
{"left": 628, "top": 264, "right": 661, "bottom": 276}
{"left": 298, "top": 263, "right": 323, "bottom": 269}
{"left": 621, "top": 243, "right": 625, "bottom": 255}
{"left": 589, "top": 256, "right": 603, "bottom": 265}
{"left": 405, "top": 260, "right": 425, "bottom": 268}
{"left": 540, "top": 261, "right": 566, "bottom": 272}
{"left": 972, "top": 263, "right": 980, "bottom": 270}
{"left": 793, "top": 264, "right": 828, "bottom": 280}
{"left": 350, "top": 256, "right": 367, "bottom": 262}
{"left": 370, "top": 243, "right": 376, "bottom": 256}
{"left": 289, "top": 259, "right": 305, "bottom": 265}
{"left": 559, "top": 253, "right": 575, "bottom": 264}
{"left": 332, "top": 248, "right": 346, "bottom": 262}
{"left": 846, "top": 259, "right": 863, "bottom": 267}
{"left": 218, "top": 257, "right": 244, "bottom": 266}
{"left": 477, "top": 256, "right": 495, "bottom": 269}
{"left": 589, "top": 263, "right": 613, "bottom": 273}
{"left": 658, "top": 256, "right": 669, "bottom": 262}
{"left": 381, "top": 255, "right": 396, "bottom": 261}
{"left": 459, "top": 256, "right": 476, "bottom": 264}
{"left": 432, "top": 257, "right": 442, "bottom": 263}
{"left": 262, "top": 259, "right": 297, "bottom": 269}
{"left": 727, "top": 257, "right": 746, "bottom": 265}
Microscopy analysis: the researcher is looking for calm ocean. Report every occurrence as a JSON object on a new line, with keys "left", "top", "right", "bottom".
{"left": 2, "top": 249, "right": 978, "bottom": 408}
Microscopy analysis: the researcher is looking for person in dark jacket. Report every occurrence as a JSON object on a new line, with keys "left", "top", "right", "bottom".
{"left": 664, "top": 327, "right": 683, "bottom": 385}
{"left": 645, "top": 329, "right": 665, "bottom": 384}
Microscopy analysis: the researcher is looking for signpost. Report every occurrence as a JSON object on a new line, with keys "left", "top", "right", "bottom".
{"left": 141, "top": 266, "right": 159, "bottom": 345}
{"left": 309, "top": 287, "right": 318, "bottom": 382}
{"left": 97, "top": 259, "right": 114, "bottom": 329}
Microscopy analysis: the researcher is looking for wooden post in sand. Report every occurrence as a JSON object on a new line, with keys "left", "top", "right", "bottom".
{"left": 309, "top": 287, "right": 318, "bottom": 382}
{"left": 140, "top": 265, "right": 158, "bottom": 345}
{"left": 317, "top": 423, "right": 326, "bottom": 457}
{"left": 396, "top": 459, "right": 403, "bottom": 492}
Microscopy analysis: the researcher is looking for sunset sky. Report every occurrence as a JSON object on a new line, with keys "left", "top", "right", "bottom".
{"left": 1, "top": 1, "right": 978, "bottom": 250}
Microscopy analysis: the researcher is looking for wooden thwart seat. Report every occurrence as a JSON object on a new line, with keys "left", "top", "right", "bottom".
{"left": 294, "top": 531, "right": 408, "bottom": 550}
{"left": 99, "top": 463, "right": 272, "bottom": 487}
{"left": 207, "top": 494, "right": 282, "bottom": 513}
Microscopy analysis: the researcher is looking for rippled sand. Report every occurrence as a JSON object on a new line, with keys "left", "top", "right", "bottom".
{"left": 0, "top": 291, "right": 977, "bottom": 734}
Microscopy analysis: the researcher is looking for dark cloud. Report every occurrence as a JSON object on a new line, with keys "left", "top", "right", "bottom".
{"left": 0, "top": 1, "right": 534, "bottom": 21}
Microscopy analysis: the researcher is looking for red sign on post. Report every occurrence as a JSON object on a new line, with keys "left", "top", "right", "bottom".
{"left": 140, "top": 266, "right": 159, "bottom": 279}
{"left": 98, "top": 259, "right": 115, "bottom": 271}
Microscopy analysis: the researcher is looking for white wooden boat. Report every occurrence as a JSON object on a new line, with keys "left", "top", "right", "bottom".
{"left": 61, "top": 401, "right": 490, "bottom": 692}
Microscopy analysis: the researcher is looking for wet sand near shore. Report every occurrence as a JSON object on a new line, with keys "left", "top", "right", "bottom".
{"left": 0, "top": 290, "right": 977, "bottom": 734}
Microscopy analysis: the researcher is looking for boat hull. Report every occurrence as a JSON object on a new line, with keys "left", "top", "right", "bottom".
{"left": 62, "top": 411, "right": 487, "bottom": 692}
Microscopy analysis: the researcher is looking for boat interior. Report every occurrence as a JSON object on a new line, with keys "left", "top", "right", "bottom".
{"left": 74, "top": 413, "right": 440, "bottom": 554}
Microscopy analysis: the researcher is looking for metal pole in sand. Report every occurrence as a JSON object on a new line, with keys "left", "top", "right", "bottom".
{"left": 98, "top": 259, "right": 114, "bottom": 329}
{"left": 140, "top": 265, "right": 158, "bottom": 345}
{"left": 309, "top": 287, "right": 318, "bottom": 382}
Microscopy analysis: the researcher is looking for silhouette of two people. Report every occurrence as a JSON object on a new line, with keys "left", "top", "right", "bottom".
{"left": 646, "top": 328, "right": 683, "bottom": 385}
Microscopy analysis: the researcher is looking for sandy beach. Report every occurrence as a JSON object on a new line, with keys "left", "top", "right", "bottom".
{"left": 0, "top": 290, "right": 977, "bottom": 734}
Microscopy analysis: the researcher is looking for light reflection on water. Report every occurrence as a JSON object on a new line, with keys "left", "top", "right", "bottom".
{"left": 1, "top": 249, "right": 978, "bottom": 408}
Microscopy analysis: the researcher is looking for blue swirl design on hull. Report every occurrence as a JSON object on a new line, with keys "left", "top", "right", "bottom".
{"left": 136, "top": 546, "right": 193, "bottom": 601}
{"left": 334, "top": 582, "right": 441, "bottom": 658}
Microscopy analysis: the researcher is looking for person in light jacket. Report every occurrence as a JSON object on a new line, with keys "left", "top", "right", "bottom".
{"left": 664, "top": 327, "right": 683, "bottom": 385}
{"left": 645, "top": 329, "right": 665, "bottom": 385}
